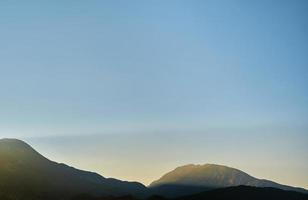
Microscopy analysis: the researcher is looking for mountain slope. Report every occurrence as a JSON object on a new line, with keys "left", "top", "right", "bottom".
{"left": 176, "top": 185, "right": 308, "bottom": 200}
{"left": 0, "top": 138, "right": 147, "bottom": 200}
{"left": 1, "top": 139, "right": 307, "bottom": 200}
{"left": 149, "top": 164, "right": 307, "bottom": 197}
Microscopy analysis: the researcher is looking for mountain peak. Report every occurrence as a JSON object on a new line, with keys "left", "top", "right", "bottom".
{"left": 0, "top": 138, "right": 42, "bottom": 157}
{"left": 150, "top": 163, "right": 252, "bottom": 188}
{"left": 0, "top": 138, "right": 35, "bottom": 150}
{"left": 0, "top": 138, "right": 28, "bottom": 145}
{"left": 174, "top": 163, "right": 237, "bottom": 171}
{"left": 0, "top": 138, "right": 148, "bottom": 199}
{"left": 149, "top": 163, "right": 307, "bottom": 197}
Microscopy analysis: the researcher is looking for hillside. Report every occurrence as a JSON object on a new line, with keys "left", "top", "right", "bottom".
{"left": 149, "top": 164, "right": 307, "bottom": 197}
{"left": 0, "top": 138, "right": 147, "bottom": 200}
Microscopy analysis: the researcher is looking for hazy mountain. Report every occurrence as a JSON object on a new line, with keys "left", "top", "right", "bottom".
{"left": 0, "top": 138, "right": 147, "bottom": 200}
{"left": 149, "top": 164, "right": 307, "bottom": 197}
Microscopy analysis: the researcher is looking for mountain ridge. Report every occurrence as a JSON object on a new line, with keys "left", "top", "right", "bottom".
{"left": 0, "top": 138, "right": 147, "bottom": 200}
{"left": 149, "top": 163, "right": 307, "bottom": 197}
{"left": 0, "top": 138, "right": 307, "bottom": 200}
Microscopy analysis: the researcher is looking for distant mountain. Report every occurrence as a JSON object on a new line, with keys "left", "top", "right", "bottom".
{"left": 176, "top": 185, "right": 308, "bottom": 200}
{"left": 0, "top": 138, "right": 147, "bottom": 200}
{"left": 149, "top": 164, "right": 307, "bottom": 197}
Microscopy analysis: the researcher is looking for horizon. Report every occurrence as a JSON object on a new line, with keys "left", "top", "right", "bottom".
{"left": 1, "top": 0, "right": 308, "bottom": 190}
{"left": 1, "top": 137, "right": 307, "bottom": 190}
{"left": 19, "top": 134, "right": 308, "bottom": 189}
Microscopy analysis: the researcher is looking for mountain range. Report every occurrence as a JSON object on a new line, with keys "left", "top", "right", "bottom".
{"left": 0, "top": 138, "right": 307, "bottom": 200}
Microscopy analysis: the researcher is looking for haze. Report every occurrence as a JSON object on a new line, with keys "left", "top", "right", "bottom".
{"left": 0, "top": 1, "right": 307, "bottom": 188}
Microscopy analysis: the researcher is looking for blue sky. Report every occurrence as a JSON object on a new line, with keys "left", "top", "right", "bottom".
{"left": 0, "top": 0, "right": 307, "bottom": 187}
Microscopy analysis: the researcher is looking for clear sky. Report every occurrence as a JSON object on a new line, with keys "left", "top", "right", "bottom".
{"left": 0, "top": 0, "right": 307, "bottom": 188}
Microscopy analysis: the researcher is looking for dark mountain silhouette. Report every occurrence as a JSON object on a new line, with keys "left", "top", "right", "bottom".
{"left": 149, "top": 184, "right": 211, "bottom": 198}
{"left": 175, "top": 185, "right": 308, "bottom": 200}
{"left": 70, "top": 186, "right": 308, "bottom": 200}
{"left": 149, "top": 164, "right": 307, "bottom": 197}
{"left": 0, "top": 138, "right": 147, "bottom": 200}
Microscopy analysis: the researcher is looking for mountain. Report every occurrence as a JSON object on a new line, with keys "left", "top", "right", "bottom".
{"left": 176, "top": 185, "right": 308, "bottom": 200}
{"left": 1, "top": 138, "right": 307, "bottom": 200}
{"left": 149, "top": 164, "right": 307, "bottom": 197}
{"left": 66, "top": 186, "right": 308, "bottom": 200}
{"left": 0, "top": 138, "right": 147, "bottom": 200}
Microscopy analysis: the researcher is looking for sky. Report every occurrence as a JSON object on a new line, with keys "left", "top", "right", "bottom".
{"left": 0, "top": 0, "right": 307, "bottom": 188}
